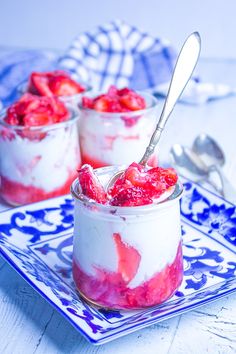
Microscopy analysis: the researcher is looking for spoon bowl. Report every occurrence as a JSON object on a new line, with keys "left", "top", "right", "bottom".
{"left": 193, "top": 133, "right": 236, "bottom": 201}
{"left": 192, "top": 133, "right": 225, "bottom": 166}
{"left": 170, "top": 144, "right": 209, "bottom": 177}
{"left": 170, "top": 143, "right": 222, "bottom": 193}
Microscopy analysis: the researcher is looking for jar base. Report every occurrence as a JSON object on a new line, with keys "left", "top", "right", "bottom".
{"left": 75, "top": 282, "right": 183, "bottom": 311}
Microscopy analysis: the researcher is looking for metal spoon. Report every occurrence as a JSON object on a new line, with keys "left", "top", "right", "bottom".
{"left": 170, "top": 144, "right": 222, "bottom": 192}
{"left": 106, "top": 32, "right": 201, "bottom": 190}
{"left": 193, "top": 133, "right": 236, "bottom": 201}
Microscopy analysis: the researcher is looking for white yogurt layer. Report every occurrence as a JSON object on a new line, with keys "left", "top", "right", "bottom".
{"left": 0, "top": 123, "right": 80, "bottom": 191}
{"left": 79, "top": 107, "right": 158, "bottom": 165}
{"left": 73, "top": 171, "right": 182, "bottom": 289}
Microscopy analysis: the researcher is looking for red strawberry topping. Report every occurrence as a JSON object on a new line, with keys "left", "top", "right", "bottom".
{"left": 82, "top": 85, "right": 146, "bottom": 113}
{"left": 77, "top": 165, "right": 107, "bottom": 204}
{"left": 4, "top": 93, "right": 69, "bottom": 127}
{"left": 28, "top": 70, "right": 85, "bottom": 97}
{"left": 77, "top": 162, "right": 178, "bottom": 207}
{"left": 108, "top": 162, "right": 177, "bottom": 206}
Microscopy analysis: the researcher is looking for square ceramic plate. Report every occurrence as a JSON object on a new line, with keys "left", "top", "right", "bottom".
{"left": 0, "top": 177, "right": 236, "bottom": 345}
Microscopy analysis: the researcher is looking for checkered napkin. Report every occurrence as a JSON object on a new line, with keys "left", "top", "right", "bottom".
{"left": 58, "top": 20, "right": 234, "bottom": 104}
{"left": 0, "top": 50, "right": 56, "bottom": 107}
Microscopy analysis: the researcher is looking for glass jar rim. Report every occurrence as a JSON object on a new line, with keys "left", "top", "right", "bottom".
{"left": 0, "top": 106, "right": 79, "bottom": 132}
{"left": 71, "top": 175, "right": 183, "bottom": 215}
{"left": 78, "top": 91, "right": 159, "bottom": 118}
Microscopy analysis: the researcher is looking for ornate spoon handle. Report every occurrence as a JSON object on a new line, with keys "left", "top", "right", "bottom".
{"left": 140, "top": 32, "right": 201, "bottom": 165}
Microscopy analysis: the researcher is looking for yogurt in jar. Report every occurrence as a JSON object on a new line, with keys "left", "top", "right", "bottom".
{"left": 72, "top": 163, "right": 183, "bottom": 310}
{"left": 0, "top": 94, "right": 81, "bottom": 205}
{"left": 79, "top": 87, "right": 160, "bottom": 168}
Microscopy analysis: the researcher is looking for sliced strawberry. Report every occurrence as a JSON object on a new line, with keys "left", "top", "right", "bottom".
{"left": 5, "top": 107, "right": 19, "bottom": 125}
{"left": 49, "top": 76, "right": 85, "bottom": 96}
{"left": 110, "top": 186, "right": 153, "bottom": 207}
{"left": 28, "top": 71, "right": 85, "bottom": 97}
{"left": 148, "top": 167, "right": 178, "bottom": 187}
{"left": 119, "top": 93, "right": 146, "bottom": 111}
{"left": 29, "top": 72, "right": 53, "bottom": 96}
{"left": 81, "top": 86, "right": 147, "bottom": 114}
{"left": 49, "top": 97, "right": 69, "bottom": 122}
{"left": 93, "top": 96, "right": 111, "bottom": 112}
{"left": 107, "top": 85, "right": 118, "bottom": 97}
{"left": 113, "top": 233, "right": 141, "bottom": 283}
{"left": 108, "top": 163, "right": 178, "bottom": 206}
{"left": 23, "top": 112, "right": 53, "bottom": 126}
{"left": 118, "top": 87, "right": 131, "bottom": 96}
{"left": 120, "top": 115, "right": 140, "bottom": 127}
{"left": 77, "top": 165, "right": 107, "bottom": 203}
{"left": 108, "top": 162, "right": 146, "bottom": 198}
{"left": 82, "top": 96, "right": 94, "bottom": 109}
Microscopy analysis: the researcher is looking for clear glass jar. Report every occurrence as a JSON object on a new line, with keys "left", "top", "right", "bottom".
{"left": 78, "top": 92, "right": 160, "bottom": 168}
{"left": 0, "top": 107, "right": 81, "bottom": 206}
{"left": 71, "top": 165, "right": 183, "bottom": 310}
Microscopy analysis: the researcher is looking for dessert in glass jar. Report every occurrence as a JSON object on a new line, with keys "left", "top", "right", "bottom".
{"left": 79, "top": 86, "right": 160, "bottom": 168}
{"left": 18, "top": 70, "right": 90, "bottom": 106}
{"left": 71, "top": 162, "right": 183, "bottom": 310}
{"left": 0, "top": 93, "right": 81, "bottom": 206}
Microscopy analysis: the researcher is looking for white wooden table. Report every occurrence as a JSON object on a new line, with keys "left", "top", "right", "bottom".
{"left": 0, "top": 59, "right": 236, "bottom": 354}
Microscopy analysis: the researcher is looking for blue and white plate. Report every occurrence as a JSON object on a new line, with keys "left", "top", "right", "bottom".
{"left": 0, "top": 178, "right": 235, "bottom": 345}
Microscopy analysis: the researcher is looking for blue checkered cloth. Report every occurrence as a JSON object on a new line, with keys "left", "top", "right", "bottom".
{"left": 58, "top": 20, "right": 176, "bottom": 92}
{"left": 0, "top": 20, "right": 234, "bottom": 108}
{"left": 0, "top": 50, "right": 56, "bottom": 107}
{"left": 58, "top": 20, "right": 235, "bottom": 104}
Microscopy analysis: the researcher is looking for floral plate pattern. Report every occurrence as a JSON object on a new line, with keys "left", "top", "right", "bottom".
{"left": 0, "top": 177, "right": 235, "bottom": 344}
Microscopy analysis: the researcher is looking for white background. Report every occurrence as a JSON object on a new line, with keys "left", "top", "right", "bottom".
{"left": 0, "top": 0, "right": 235, "bottom": 58}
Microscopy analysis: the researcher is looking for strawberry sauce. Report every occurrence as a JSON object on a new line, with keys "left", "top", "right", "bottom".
{"left": 73, "top": 242, "right": 183, "bottom": 309}
{"left": 1, "top": 170, "right": 78, "bottom": 206}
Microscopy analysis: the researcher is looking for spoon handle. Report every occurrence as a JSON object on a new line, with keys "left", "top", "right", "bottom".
{"left": 140, "top": 32, "right": 201, "bottom": 165}
{"left": 210, "top": 165, "right": 236, "bottom": 203}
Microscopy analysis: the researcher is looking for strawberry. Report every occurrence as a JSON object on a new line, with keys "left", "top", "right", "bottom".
{"left": 49, "top": 76, "right": 85, "bottom": 96}
{"left": 77, "top": 165, "right": 107, "bottom": 203}
{"left": 28, "top": 71, "right": 85, "bottom": 97}
{"left": 23, "top": 112, "right": 53, "bottom": 127}
{"left": 93, "top": 96, "right": 111, "bottom": 112}
{"left": 4, "top": 94, "right": 70, "bottom": 128}
{"left": 119, "top": 93, "right": 146, "bottom": 111}
{"left": 113, "top": 233, "right": 141, "bottom": 283}
{"left": 29, "top": 72, "right": 53, "bottom": 96}
{"left": 107, "top": 85, "right": 118, "bottom": 97}
{"left": 108, "top": 163, "right": 178, "bottom": 206}
{"left": 82, "top": 86, "right": 147, "bottom": 114}
{"left": 82, "top": 96, "right": 94, "bottom": 109}
{"left": 110, "top": 186, "right": 153, "bottom": 207}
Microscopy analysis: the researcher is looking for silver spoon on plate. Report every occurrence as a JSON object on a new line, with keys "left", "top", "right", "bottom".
{"left": 192, "top": 133, "right": 236, "bottom": 201}
{"left": 170, "top": 144, "right": 222, "bottom": 193}
{"left": 106, "top": 32, "right": 201, "bottom": 190}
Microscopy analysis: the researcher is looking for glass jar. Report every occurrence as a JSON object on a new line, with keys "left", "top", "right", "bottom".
{"left": 71, "top": 165, "right": 183, "bottom": 310}
{"left": 78, "top": 92, "right": 160, "bottom": 168}
{"left": 0, "top": 107, "right": 81, "bottom": 206}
